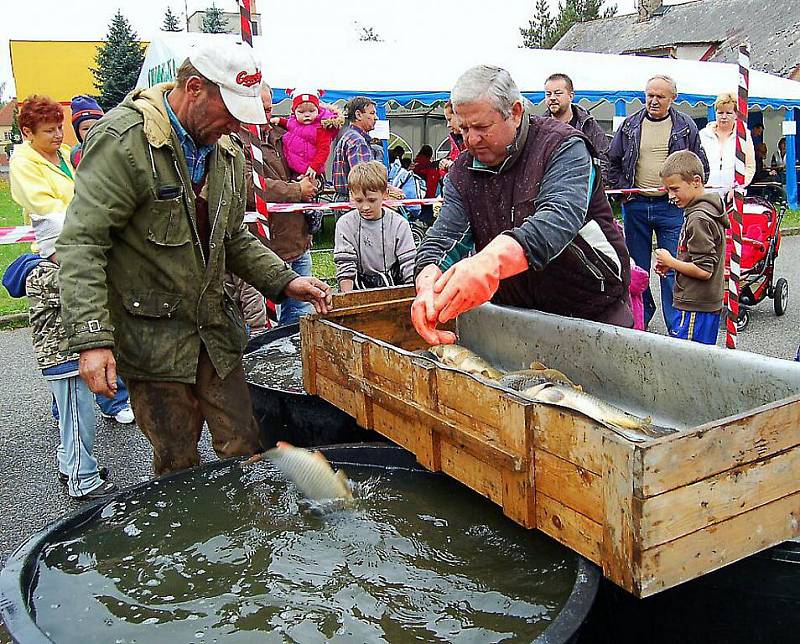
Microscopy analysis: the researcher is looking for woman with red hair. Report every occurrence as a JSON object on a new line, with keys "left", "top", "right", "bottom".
{"left": 10, "top": 95, "right": 75, "bottom": 235}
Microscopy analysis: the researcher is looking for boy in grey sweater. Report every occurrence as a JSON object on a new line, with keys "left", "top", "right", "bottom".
{"left": 335, "top": 161, "right": 416, "bottom": 291}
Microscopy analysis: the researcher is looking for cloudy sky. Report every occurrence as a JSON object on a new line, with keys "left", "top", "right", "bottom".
{"left": 0, "top": 0, "right": 693, "bottom": 101}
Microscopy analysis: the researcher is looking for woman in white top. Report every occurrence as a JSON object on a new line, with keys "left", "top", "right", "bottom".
{"left": 699, "top": 92, "right": 756, "bottom": 198}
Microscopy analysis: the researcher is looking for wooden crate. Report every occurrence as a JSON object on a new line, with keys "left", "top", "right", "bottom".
{"left": 301, "top": 287, "right": 800, "bottom": 597}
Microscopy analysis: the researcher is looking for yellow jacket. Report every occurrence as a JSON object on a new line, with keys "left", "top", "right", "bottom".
{"left": 10, "top": 141, "right": 75, "bottom": 224}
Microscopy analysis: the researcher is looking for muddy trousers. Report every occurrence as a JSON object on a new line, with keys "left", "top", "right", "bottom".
{"left": 126, "top": 347, "right": 262, "bottom": 477}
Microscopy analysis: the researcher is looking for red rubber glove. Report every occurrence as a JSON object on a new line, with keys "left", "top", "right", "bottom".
{"left": 411, "top": 264, "right": 457, "bottom": 345}
{"left": 433, "top": 234, "right": 529, "bottom": 324}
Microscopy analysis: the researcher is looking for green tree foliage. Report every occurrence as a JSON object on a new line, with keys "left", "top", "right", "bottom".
{"left": 10, "top": 103, "right": 22, "bottom": 144}
{"left": 201, "top": 3, "right": 230, "bottom": 33}
{"left": 521, "top": 0, "right": 617, "bottom": 49}
{"left": 162, "top": 6, "right": 182, "bottom": 32}
{"left": 91, "top": 11, "right": 146, "bottom": 111}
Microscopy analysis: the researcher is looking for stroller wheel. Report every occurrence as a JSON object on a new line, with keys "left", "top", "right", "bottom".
{"left": 735, "top": 310, "right": 750, "bottom": 332}
{"left": 773, "top": 278, "right": 788, "bottom": 316}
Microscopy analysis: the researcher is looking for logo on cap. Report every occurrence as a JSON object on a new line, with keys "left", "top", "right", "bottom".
{"left": 236, "top": 69, "right": 262, "bottom": 88}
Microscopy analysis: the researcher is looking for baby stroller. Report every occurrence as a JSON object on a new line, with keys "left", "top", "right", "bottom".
{"left": 724, "top": 196, "right": 788, "bottom": 331}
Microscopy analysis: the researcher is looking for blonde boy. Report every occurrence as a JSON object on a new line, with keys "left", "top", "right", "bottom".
{"left": 334, "top": 161, "right": 416, "bottom": 292}
{"left": 655, "top": 151, "right": 729, "bottom": 344}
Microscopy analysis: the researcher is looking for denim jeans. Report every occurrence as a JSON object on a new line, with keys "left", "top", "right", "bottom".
{"left": 52, "top": 376, "right": 129, "bottom": 420}
{"left": 622, "top": 197, "right": 683, "bottom": 331}
{"left": 48, "top": 375, "right": 103, "bottom": 497}
{"left": 279, "top": 251, "right": 314, "bottom": 326}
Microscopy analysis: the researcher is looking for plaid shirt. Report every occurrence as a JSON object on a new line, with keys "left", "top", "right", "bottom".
{"left": 332, "top": 124, "right": 376, "bottom": 196}
{"left": 164, "top": 94, "right": 215, "bottom": 184}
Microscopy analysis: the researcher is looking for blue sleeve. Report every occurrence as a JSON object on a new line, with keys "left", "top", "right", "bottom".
{"left": 505, "top": 137, "right": 592, "bottom": 271}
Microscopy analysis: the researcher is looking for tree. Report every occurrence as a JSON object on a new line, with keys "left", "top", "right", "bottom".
{"left": 201, "top": 3, "right": 229, "bottom": 33}
{"left": 10, "top": 103, "right": 22, "bottom": 144}
{"left": 521, "top": 0, "right": 617, "bottom": 50}
{"left": 356, "top": 23, "right": 383, "bottom": 42}
{"left": 162, "top": 6, "right": 182, "bottom": 32}
{"left": 91, "top": 11, "right": 146, "bottom": 111}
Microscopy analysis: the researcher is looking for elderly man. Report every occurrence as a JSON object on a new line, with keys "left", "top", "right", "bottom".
{"left": 332, "top": 96, "right": 378, "bottom": 199}
{"left": 56, "top": 42, "right": 332, "bottom": 475}
{"left": 241, "top": 84, "right": 319, "bottom": 325}
{"left": 608, "top": 75, "right": 709, "bottom": 331}
{"left": 412, "top": 65, "right": 631, "bottom": 345}
{"left": 544, "top": 73, "right": 610, "bottom": 184}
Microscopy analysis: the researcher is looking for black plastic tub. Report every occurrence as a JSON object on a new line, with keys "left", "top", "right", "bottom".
{"left": 0, "top": 444, "right": 601, "bottom": 644}
{"left": 244, "top": 323, "right": 379, "bottom": 447}
{"left": 579, "top": 539, "right": 800, "bottom": 643}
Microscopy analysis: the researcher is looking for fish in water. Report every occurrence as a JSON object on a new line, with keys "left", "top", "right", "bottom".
{"left": 247, "top": 442, "right": 354, "bottom": 501}
{"left": 520, "top": 383, "right": 674, "bottom": 443}
{"left": 424, "top": 344, "right": 505, "bottom": 380}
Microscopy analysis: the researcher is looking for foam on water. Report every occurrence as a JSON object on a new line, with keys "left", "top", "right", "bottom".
{"left": 32, "top": 463, "right": 577, "bottom": 643}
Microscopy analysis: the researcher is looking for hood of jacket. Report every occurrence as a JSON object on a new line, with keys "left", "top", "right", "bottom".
{"left": 2, "top": 252, "right": 42, "bottom": 298}
{"left": 320, "top": 106, "right": 344, "bottom": 129}
{"left": 688, "top": 192, "right": 729, "bottom": 228}
{"left": 125, "top": 83, "right": 238, "bottom": 157}
{"left": 13, "top": 140, "right": 74, "bottom": 173}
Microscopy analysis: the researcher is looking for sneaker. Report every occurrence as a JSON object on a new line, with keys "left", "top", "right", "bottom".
{"left": 72, "top": 481, "right": 117, "bottom": 501}
{"left": 59, "top": 466, "right": 109, "bottom": 486}
{"left": 101, "top": 405, "right": 135, "bottom": 424}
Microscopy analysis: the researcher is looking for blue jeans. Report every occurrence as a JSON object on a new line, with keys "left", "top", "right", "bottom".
{"left": 48, "top": 375, "right": 103, "bottom": 497}
{"left": 279, "top": 251, "right": 314, "bottom": 326}
{"left": 623, "top": 197, "right": 683, "bottom": 331}
{"left": 52, "top": 376, "right": 129, "bottom": 419}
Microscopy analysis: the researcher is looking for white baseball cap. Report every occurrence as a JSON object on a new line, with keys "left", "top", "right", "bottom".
{"left": 189, "top": 41, "right": 267, "bottom": 124}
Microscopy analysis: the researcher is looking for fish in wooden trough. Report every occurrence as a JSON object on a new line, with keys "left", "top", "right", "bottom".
{"left": 247, "top": 442, "right": 354, "bottom": 501}
{"left": 422, "top": 344, "right": 505, "bottom": 380}
{"left": 499, "top": 362, "right": 580, "bottom": 391}
{"left": 519, "top": 383, "right": 674, "bottom": 443}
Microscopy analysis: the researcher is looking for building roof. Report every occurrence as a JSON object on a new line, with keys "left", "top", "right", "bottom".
{"left": 555, "top": 0, "right": 800, "bottom": 79}
{"left": 0, "top": 101, "right": 15, "bottom": 127}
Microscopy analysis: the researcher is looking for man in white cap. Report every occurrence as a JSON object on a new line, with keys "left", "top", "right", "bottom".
{"left": 56, "top": 40, "right": 332, "bottom": 476}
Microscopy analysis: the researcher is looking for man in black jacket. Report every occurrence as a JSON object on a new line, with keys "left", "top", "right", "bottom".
{"left": 544, "top": 73, "right": 610, "bottom": 185}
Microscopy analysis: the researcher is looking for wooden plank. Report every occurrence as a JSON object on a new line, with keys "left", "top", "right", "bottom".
{"left": 600, "top": 436, "right": 640, "bottom": 594}
{"left": 330, "top": 285, "right": 415, "bottom": 310}
{"left": 502, "top": 470, "right": 535, "bottom": 528}
{"left": 436, "top": 368, "right": 506, "bottom": 431}
{"left": 638, "top": 490, "right": 800, "bottom": 597}
{"left": 411, "top": 359, "right": 442, "bottom": 472}
{"left": 534, "top": 405, "right": 604, "bottom": 475}
{"left": 372, "top": 404, "right": 427, "bottom": 456}
{"left": 440, "top": 441, "right": 504, "bottom": 505}
{"left": 351, "top": 337, "right": 374, "bottom": 430}
{"left": 639, "top": 446, "right": 800, "bottom": 549}
{"left": 535, "top": 450, "right": 603, "bottom": 524}
{"left": 640, "top": 395, "right": 800, "bottom": 497}
{"left": 363, "top": 383, "right": 525, "bottom": 472}
{"left": 536, "top": 492, "right": 603, "bottom": 564}
{"left": 315, "top": 373, "right": 357, "bottom": 419}
{"left": 368, "top": 342, "right": 414, "bottom": 394}
{"left": 300, "top": 317, "right": 317, "bottom": 395}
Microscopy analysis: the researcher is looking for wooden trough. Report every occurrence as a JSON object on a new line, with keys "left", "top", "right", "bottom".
{"left": 300, "top": 286, "right": 800, "bottom": 597}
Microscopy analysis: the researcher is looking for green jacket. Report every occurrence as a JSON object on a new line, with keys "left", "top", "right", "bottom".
{"left": 56, "top": 84, "right": 298, "bottom": 382}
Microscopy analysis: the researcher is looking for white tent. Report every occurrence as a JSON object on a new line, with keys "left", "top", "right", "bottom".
{"left": 137, "top": 33, "right": 800, "bottom": 110}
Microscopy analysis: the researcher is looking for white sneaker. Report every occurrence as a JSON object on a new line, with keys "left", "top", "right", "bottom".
{"left": 112, "top": 405, "right": 135, "bottom": 424}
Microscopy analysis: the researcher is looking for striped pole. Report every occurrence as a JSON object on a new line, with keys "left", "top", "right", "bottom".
{"left": 725, "top": 43, "right": 749, "bottom": 349}
{"left": 238, "top": 0, "right": 270, "bottom": 227}
{"left": 238, "top": 0, "right": 277, "bottom": 322}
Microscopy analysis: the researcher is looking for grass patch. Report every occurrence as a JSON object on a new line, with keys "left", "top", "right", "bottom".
{"left": 0, "top": 177, "right": 28, "bottom": 316}
{"left": 783, "top": 208, "right": 800, "bottom": 228}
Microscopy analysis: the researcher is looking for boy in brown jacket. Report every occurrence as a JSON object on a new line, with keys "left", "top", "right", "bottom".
{"left": 655, "top": 151, "right": 729, "bottom": 344}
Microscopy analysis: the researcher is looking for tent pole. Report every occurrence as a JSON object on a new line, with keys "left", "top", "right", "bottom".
{"left": 613, "top": 100, "right": 626, "bottom": 132}
{"left": 707, "top": 104, "right": 716, "bottom": 123}
{"left": 785, "top": 109, "right": 798, "bottom": 209}
{"left": 377, "top": 102, "right": 390, "bottom": 167}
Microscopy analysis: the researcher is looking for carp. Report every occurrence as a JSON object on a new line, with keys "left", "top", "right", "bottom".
{"left": 423, "top": 344, "right": 505, "bottom": 380}
{"left": 520, "top": 383, "right": 674, "bottom": 443}
{"left": 246, "top": 442, "right": 354, "bottom": 501}
{"left": 499, "top": 362, "right": 579, "bottom": 391}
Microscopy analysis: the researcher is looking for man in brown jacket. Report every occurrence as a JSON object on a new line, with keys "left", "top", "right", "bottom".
{"left": 241, "top": 84, "right": 319, "bottom": 325}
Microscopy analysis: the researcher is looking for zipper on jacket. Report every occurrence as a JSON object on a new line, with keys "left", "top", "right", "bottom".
{"left": 569, "top": 243, "right": 605, "bottom": 292}
{"left": 170, "top": 155, "right": 206, "bottom": 265}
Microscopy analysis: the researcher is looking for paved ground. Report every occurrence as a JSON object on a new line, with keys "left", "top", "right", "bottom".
{"left": 0, "top": 236, "right": 798, "bottom": 641}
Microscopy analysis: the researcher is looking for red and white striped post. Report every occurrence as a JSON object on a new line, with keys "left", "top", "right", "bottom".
{"left": 238, "top": 0, "right": 270, "bottom": 237}
{"left": 725, "top": 43, "right": 749, "bottom": 350}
